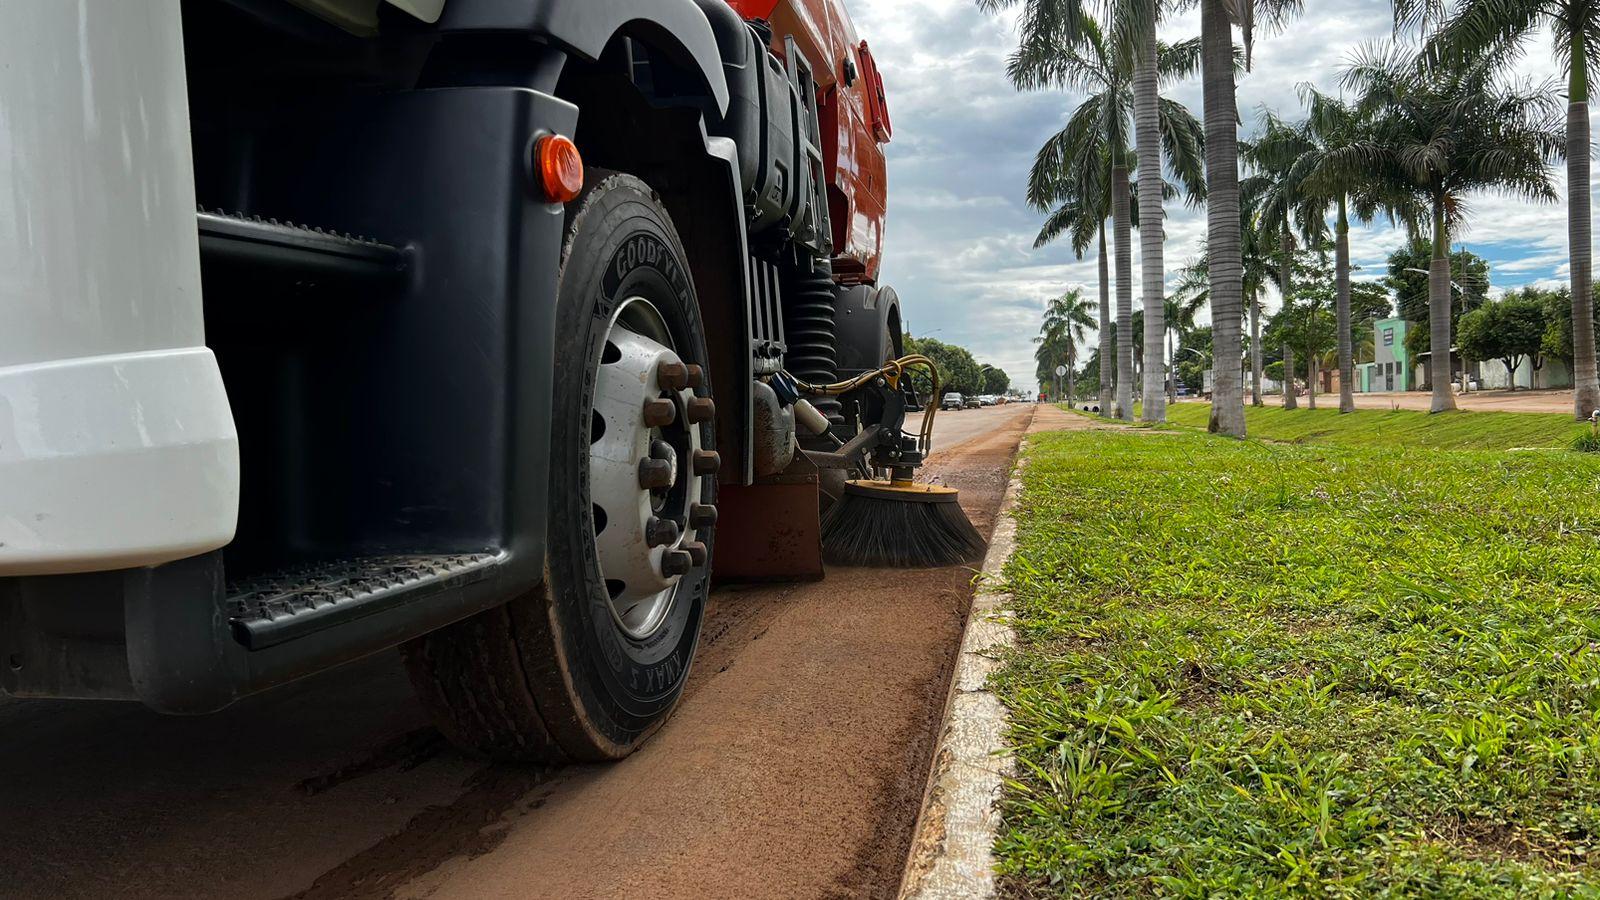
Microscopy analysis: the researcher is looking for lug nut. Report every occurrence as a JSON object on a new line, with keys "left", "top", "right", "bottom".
{"left": 689, "top": 503, "right": 718, "bottom": 528}
{"left": 643, "top": 398, "right": 676, "bottom": 428}
{"left": 638, "top": 458, "right": 673, "bottom": 489}
{"left": 657, "top": 361, "right": 689, "bottom": 391}
{"left": 683, "top": 540, "right": 708, "bottom": 566}
{"left": 686, "top": 397, "right": 715, "bottom": 424}
{"left": 661, "top": 549, "right": 694, "bottom": 576}
{"left": 646, "top": 516, "right": 680, "bottom": 547}
{"left": 685, "top": 364, "right": 705, "bottom": 389}
{"left": 692, "top": 449, "right": 720, "bottom": 475}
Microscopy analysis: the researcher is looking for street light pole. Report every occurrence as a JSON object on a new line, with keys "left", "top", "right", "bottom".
{"left": 1174, "top": 346, "right": 1207, "bottom": 397}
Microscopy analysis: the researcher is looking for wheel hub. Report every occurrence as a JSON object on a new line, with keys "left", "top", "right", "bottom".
{"left": 588, "top": 298, "right": 710, "bottom": 640}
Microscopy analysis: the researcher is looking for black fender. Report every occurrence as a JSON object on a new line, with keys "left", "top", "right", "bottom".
{"left": 440, "top": 1, "right": 762, "bottom": 485}
{"left": 438, "top": 0, "right": 730, "bottom": 115}
{"left": 835, "top": 284, "right": 904, "bottom": 377}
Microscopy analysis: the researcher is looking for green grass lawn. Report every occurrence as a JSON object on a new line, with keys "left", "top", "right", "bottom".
{"left": 997, "top": 426, "right": 1600, "bottom": 896}
{"left": 1165, "top": 403, "right": 1583, "bottom": 451}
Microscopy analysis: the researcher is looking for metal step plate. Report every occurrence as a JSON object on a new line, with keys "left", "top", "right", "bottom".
{"left": 197, "top": 208, "right": 406, "bottom": 284}
{"left": 227, "top": 553, "right": 504, "bottom": 650}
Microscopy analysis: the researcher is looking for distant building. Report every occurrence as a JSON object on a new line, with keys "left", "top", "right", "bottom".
{"left": 1474, "top": 355, "right": 1572, "bottom": 390}
{"left": 1357, "top": 318, "right": 1412, "bottom": 393}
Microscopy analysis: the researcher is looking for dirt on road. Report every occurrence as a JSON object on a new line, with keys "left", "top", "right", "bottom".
{"left": 0, "top": 404, "right": 1036, "bottom": 900}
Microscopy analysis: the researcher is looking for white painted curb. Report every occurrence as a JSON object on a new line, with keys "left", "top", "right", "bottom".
{"left": 897, "top": 452, "right": 1026, "bottom": 899}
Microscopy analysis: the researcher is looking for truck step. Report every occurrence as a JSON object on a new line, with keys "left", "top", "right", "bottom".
{"left": 227, "top": 552, "right": 504, "bottom": 650}
{"left": 197, "top": 208, "right": 406, "bottom": 284}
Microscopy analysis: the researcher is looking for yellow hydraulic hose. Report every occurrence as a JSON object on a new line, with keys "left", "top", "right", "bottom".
{"left": 783, "top": 355, "right": 940, "bottom": 456}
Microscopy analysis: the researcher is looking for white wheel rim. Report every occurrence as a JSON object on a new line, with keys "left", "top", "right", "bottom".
{"left": 589, "top": 298, "right": 705, "bottom": 640}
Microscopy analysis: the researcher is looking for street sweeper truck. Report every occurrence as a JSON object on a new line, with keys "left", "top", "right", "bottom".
{"left": 0, "top": 0, "right": 980, "bottom": 762}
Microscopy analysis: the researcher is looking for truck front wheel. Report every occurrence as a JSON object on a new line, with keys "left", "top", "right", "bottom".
{"left": 404, "top": 173, "right": 714, "bottom": 762}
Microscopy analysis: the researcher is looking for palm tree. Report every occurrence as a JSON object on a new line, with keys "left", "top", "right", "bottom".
{"left": 1240, "top": 207, "right": 1276, "bottom": 405}
{"left": 1037, "top": 288, "right": 1097, "bottom": 401}
{"left": 1008, "top": 13, "right": 1204, "bottom": 422}
{"left": 1246, "top": 94, "right": 1420, "bottom": 414}
{"left": 1270, "top": 282, "right": 1337, "bottom": 408}
{"left": 1133, "top": 0, "right": 1167, "bottom": 424}
{"left": 1172, "top": 222, "right": 1275, "bottom": 402}
{"left": 1033, "top": 157, "right": 1117, "bottom": 415}
{"left": 1410, "top": 0, "right": 1600, "bottom": 420}
{"left": 1036, "top": 171, "right": 1183, "bottom": 413}
{"left": 1333, "top": 46, "right": 1562, "bottom": 412}
{"left": 1164, "top": 292, "right": 1206, "bottom": 400}
{"left": 1240, "top": 114, "right": 1319, "bottom": 411}
{"left": 1197, "top": 0, "right": 1301, "bottom": 434}
{"left": 990, "top": 0, "right": 1203, "bottom": 424}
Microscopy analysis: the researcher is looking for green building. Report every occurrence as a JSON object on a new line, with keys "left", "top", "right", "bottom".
{"left": 1357, "top": 317, "right": 1411, "bottom": 393}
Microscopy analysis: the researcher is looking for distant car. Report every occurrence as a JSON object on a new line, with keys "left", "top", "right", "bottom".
{"left": 963, "top": 396, "right": 982, "bottom": 409}
{"left": 978, "top": 395, "right": 996, "bottom": 406}
{"left": 941, "top": 392, "right": 965, "bottom": 410}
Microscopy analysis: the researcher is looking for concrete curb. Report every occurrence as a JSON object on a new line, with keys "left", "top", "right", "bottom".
{"left": 897, "top": 449, "right": 1026, "bottom": 899}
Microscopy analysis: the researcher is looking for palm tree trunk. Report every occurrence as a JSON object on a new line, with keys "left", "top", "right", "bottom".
{"left": 1570, "top": 37, "right": 1598, "bottom": 420}
{"left": 1283, "top": 344, "right": 1297, "bottom": 409}
{"left": 1429, "top": 197, "right": 1458, "bottom": 413}
{"left": 1168, "top": 329, "right": 1175, "bottom": 402}
{"left": 1200, "top": 0, "right": 1246, "bottom": 435}
{"left": 1113, "top": 166, "right": 1134, "bottom": 421}
{"left": 1098, "top": 221, "right": 1114, "bottom": 416}
{"left": 1280, "top": 230, "right": 1297, "bottom": 411}
{"left": 1336, "top": 195, "right": 1355, "bottom": 413}
{"left": 1250, "top": 299, "right": 1263, "bottom": 406}
{"left": 1135, "top": 11, "right": 1167, "bottom": 423}
{"left": 1307, "top": 351, "right": 1318, "bottom": 409}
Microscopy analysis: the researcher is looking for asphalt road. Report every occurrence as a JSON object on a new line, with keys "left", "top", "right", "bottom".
{"left": 918, "top": 402, "right": 1032, "bottom": 453}
{"left": 0, "top": 403, "right": 1036, "bottom": 900}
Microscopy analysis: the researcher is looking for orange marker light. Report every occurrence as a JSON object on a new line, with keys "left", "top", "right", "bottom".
{"left": 535, "top": 134, "right": 583, "bottom": 203}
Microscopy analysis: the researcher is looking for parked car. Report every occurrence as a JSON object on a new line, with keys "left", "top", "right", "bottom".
{"left": 963, "top": 396, "right": 982, "bottom": 409}
{"left": 942, "top": 392, "right": 965, "bottom": 410}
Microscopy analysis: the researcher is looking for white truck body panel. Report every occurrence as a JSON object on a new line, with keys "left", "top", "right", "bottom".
{"left": 0, "top": 0, "right": 239, "bottom": 575}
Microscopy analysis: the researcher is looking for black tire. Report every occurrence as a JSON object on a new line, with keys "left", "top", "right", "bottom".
{"left": 403, "top": 173, "right": 713, "bottom": 762}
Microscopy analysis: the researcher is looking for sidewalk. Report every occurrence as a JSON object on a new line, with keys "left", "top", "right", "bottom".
{"left": 1031, "top": 404, "right": 1131, "bottom": 433}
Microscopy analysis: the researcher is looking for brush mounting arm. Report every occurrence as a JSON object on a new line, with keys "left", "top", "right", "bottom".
{"left": 801, "top": 425, "right": 882, "bottom": 470}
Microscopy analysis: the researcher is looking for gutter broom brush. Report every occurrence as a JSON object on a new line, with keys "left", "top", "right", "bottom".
{"left": 820, "top": 476, "right": 985, "bottom": 568}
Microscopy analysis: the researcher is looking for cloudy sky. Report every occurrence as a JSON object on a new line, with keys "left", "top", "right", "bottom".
{"left": 849, "top": 0, "right": 1574, "bottom": 393}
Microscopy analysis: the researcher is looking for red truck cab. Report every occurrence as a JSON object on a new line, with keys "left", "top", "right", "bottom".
{"left": 727, "top": 0, "right": 891, "bottom": 284}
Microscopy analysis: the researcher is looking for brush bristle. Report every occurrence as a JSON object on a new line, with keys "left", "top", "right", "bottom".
{"left": 821, "top": 492, "right": 987, "bottom": 568}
